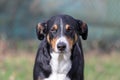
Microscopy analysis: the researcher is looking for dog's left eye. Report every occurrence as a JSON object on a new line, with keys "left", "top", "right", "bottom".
{"left": 51, "top": 28, "right": 57, "bottom": 33}
{"left": 66, "top": 27, "right": 73, "bottom": 32}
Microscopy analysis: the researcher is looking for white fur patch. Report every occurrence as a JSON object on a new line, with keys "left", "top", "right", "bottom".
{"left": 60, "top": 18, "right": 64, "bottom": 36}
{"left": 44, "top": 52, "right": 71, "bottom": 80}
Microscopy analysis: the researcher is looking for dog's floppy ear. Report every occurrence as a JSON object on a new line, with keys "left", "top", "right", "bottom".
{"left": 36, "top": 22, "right": 47, "bottom": 40}
{"left": 76, "top": 20, "right": 88, "bottom": 40}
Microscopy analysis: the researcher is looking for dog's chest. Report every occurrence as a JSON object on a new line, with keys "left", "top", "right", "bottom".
{"left": 44, "top": 52, "right": 71, "bottom": 80}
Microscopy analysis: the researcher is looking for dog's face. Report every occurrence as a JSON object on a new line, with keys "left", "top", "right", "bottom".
{"left": 36, "top": 15, "right": 88, "bottom": 53}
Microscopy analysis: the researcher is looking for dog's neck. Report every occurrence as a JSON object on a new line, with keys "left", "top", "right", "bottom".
{"left": 47, "top": 51, "right": 71, "bottom": 80}
{"left": 50, "top": 51, "right": 71, "bottom": 73}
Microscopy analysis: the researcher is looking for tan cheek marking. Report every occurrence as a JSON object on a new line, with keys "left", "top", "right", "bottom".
{"left": 47, "top": 34, "right": 57, "bottom": 51}
{"left": 47, "top": 35, "right": 50, "bottom": 43}
{"left": 50, "top": 38, "right": 58, "bottom": 51}
{"left": 66, "top": 34, "right": 78, "bottom": 49}
{"left": 66, "top": 37, "right": 74, "bottom": 49}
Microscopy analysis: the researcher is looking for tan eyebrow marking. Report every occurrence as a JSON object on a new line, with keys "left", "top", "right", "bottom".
{"left": 60, "top": 18, "right": 63, "bottom": 36}
{"left": 52, "top": 24, "right": 58, "bottom": 30}
{"left": 65, "top": 24, "right": 70, "bottom": 30}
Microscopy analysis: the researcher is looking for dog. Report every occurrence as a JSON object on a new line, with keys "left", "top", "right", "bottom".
{"left": 33, "top": 15, "right": 88, "bottom": 80}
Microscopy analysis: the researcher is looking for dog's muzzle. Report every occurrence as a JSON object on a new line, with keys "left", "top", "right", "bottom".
{"left": 57, "top": 42, "right": 66, "bottom": 51}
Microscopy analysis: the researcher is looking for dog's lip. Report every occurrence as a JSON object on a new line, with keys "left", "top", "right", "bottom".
{"left": 54, "top": 50, "right": 70, "bottom": 54}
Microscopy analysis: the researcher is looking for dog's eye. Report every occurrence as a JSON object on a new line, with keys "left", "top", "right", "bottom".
{"left": 51, "top": 28, "right": 57, "bottom": 32}
{"left": 51, "top": 25, "right": 58, "bottom": 33}
{"left": 66, "top": 27, "right": 72, "bottom": 32}
{"left": 66, "top": 24, "right": 73, "bottom": 32}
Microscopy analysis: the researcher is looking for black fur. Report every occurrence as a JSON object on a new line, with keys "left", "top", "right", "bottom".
{"left": 33, "top": 15, "right": 88, "bottom": 80}
{"left": 33, "top": 39, "right": 52, "bottom": 80}
{"left": 68, "top": 38, "right": 84, "bottom": 80}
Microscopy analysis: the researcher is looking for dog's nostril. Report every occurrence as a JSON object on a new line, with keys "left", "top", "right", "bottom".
{"left": 57, "top": 42, "right": 66, "bottom": 51}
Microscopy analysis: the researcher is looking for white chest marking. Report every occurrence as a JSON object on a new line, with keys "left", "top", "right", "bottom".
{"left": 44, "top": 52, "right": 71, "bottom": 80}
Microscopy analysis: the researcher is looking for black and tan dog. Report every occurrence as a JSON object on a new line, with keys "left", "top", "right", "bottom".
{"left": 33, "top": 15, "right": 88, "bottom": 80}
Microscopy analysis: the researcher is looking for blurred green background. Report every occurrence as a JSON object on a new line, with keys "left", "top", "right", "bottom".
{"left": 0, "top": 0, "right": 120, "bottom": 80}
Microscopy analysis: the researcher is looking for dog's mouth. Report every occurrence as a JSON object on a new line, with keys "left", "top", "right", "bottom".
{"left": 53, "top": 50, "right": 71, "bottom": 54}
{"left": 57, "top": 51, "right": 66, "bottom": 54}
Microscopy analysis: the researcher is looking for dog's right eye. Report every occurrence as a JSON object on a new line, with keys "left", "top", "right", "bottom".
{"left": 66, "top": 27, "right": 72, "bottom": 32}
{"left": 65, "top": 24, "right": 73, "bottom": 33}
{"left": 51, "top": 28, "right": 57, "bottom": 33}
{"left": 50, "top": 24, "right": 58, "bottom": 33}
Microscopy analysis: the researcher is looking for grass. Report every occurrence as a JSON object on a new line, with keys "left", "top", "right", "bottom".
{"left": 0, "top": 52, "right": 34, "bottom": 80}
{"left": 85, "top": 51, "right": 120, "bottom": 80}
{"left": 0, "top": 51, "right": 120, "bottom": 80}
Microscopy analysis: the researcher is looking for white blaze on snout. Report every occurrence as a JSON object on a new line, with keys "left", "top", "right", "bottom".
{"left": 60, "top": 18, "right": 64, "bottom": 36}
{"left": 49, "top": 18, "right": 72, "bottom": 80}
{"left": 48, "top": 37, "right": 71, "bottom": 80}
{"left": 54, "top": 18, "right": 70, "bottom": 53}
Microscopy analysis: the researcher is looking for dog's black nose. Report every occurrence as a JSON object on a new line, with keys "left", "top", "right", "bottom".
{"left": 57, "top": 42, "right": 66, "bottom": 51}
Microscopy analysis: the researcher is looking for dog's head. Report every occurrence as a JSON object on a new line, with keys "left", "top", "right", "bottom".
{"left": 36, "top": 15, "right": 88, "bottom": 53}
